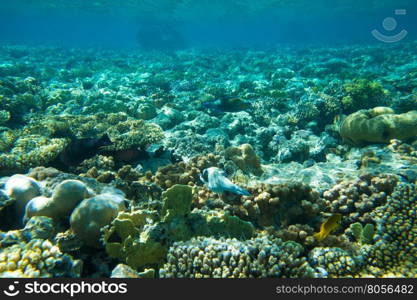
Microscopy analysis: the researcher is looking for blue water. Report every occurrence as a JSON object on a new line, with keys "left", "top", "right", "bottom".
{"left": 1, "top": 0, "right": 417, "bottom": 280}
{"left": 0, "top": 0, "right": 416, "bottom": 48}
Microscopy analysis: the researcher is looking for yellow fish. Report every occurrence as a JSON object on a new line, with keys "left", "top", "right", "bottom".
{"left": 314, "top": 213, "right": 342, "bottom": 242}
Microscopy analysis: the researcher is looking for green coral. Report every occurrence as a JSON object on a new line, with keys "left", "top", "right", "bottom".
{"left": 161, "top": 184, "right": 194, "bottom": 241}
{"left": 103, "top": 185, "right": 255, "bottom": 271}
{"left": 342, "top": 79, "right": 388, "bottom": 112}
{"left": 350, "top": 222, "right": 375, "bottom": 245}
{"left": 190, "top": 210, "right": 255, "bottom": 240}
{"left": 103, "top": 210, "right": 168, "bottom": 270}
{"left": 161, "top": 184, "right": 193, "bottom": 217}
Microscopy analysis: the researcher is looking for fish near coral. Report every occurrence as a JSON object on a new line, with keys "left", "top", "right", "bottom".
{"left": 53, "top": 133, "right": 113, "bottom": 169}
{"left": 314, "top": 213, "right": 342, "bottom": 242}
{"left": 200, "top": 167, "right": 251, "bottom": 196}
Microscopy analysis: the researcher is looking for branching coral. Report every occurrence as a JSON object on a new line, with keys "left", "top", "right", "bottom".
{"left": 364, "top": 183, "right": 417, "bottom": 277}
{"left": 322, "top": 173, "right": 398, "bottom": 226}
{"left": 159, "top": 233, "right": 316, "bottom": 278}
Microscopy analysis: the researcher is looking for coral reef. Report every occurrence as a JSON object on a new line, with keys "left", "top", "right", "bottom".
{"left": 2, "top": 41, "right": 417, "bottom": 278}
{"left": 308, "top": 247, "right": 367, "bottom": 277}
{"left": 341, "top": 79, "right": 388, "bottom": 113}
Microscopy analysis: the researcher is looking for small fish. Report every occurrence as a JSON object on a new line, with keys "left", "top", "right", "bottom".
{"left": 200, "top": 167, "right": 251, "bottom": 196}
{"left": 202, "top": 96, "right": 251, "bottom": 114}
{"left": 314, "top": 213, "right": 342, "bottom": 242}
{"left": 58, "top": 133, "right": 113, "bottom": 167}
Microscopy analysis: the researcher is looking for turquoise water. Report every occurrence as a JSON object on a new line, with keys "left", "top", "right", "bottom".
{"left": 0, "top": 0, "right": 417, "bottom": 278}
{"left": 0, "top": 0, "right": 416, "bottom": 47}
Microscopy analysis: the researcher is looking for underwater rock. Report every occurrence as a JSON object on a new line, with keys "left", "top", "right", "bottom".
{"left": 70, "top": 193, "right": 126, "bottom": 248}
{"left": 24, "top": 179, "right": 89, "bottom": 221}
{"left": 340, "top": 107, "right": 417, "bottom": 146}
{"left": 135, "top": 103, "right": 157, "bottom": 120}
{"left": 151, "top": 106, "right": 184, "bottom": 130}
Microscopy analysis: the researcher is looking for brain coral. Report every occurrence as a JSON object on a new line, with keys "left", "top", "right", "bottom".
{"left": 340, "top": 107, "right": 417, "bottom": 146}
